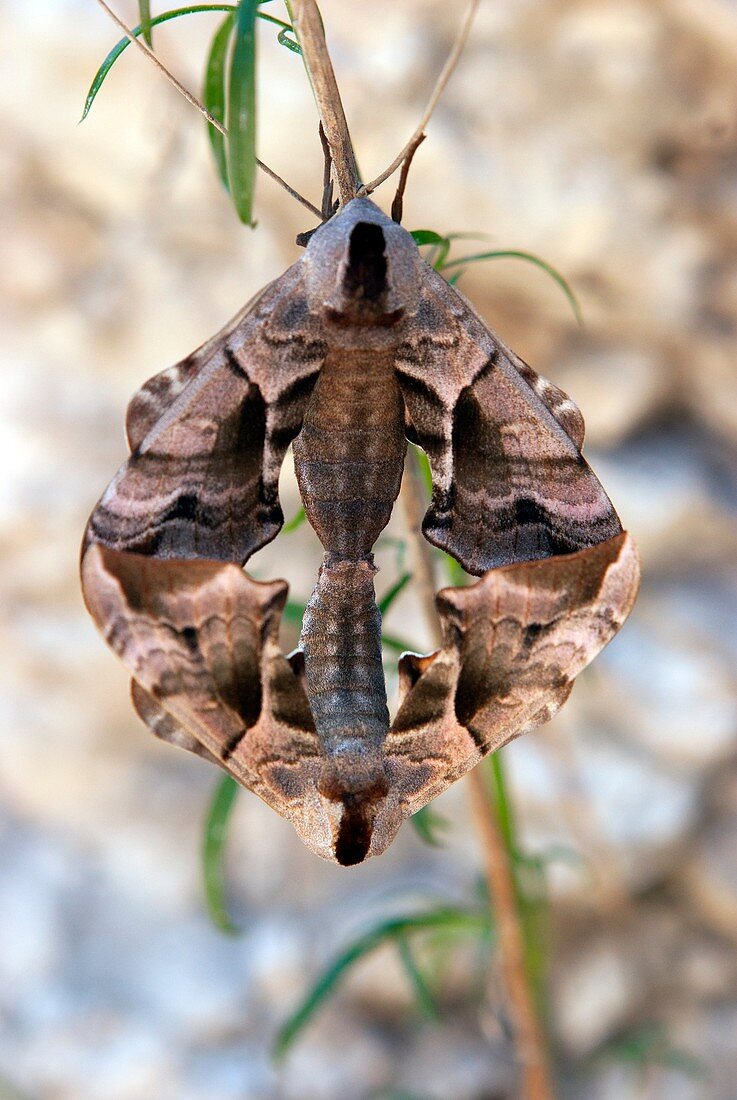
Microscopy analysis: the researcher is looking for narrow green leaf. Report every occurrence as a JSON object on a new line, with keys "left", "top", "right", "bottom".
{"left": 227, "top": 0, "right": 259, "bottom": 225}
{"left": 204, "top": 11, "right": 235, "bottom": 190}
{"left": 378, "top": 570, "right": 413, "bottom": 616}
{"left": 81, "top": 5, "right": 237, "bottom": 123}
{"left": 202, "top": 774, "right": 241, "bottom": 934}
{"left": 409, "top": 230, "right": 451, "bottom": 271}
{"left": 488, "top": 752, "right": 515, "bottom": 851}
{"left": 411, "top": 445, "right": 433, "bottom": 499}
{"left": 396, "top": 935, "right": 441, "bottom": 1020}
{"left": 381, "top": 631, "right": 415, "bottom": 655}
{"left": 410, "top": 805, "right": 450, "bottom": 847}
{"left": 443, "top": 552, "right": 467, "bottom": 587}
{"left": 440, "top": 249, "right": 583, "bottom": 325}
{"left": 283, "top": 600, "right": 306, "bottom": 626}
{"left": 282, "top": 504, "right": 307, "bottom": 533}
{"left": 409, "top": 230, "right": 446, "bottom": 247}
{"left": 600, "top": 1024, "right": 706, "bottom": 1081}
{"left": 138, "top": 0, "right": 154, "bottom": 47}
{"left": 274, "top": 907, "right": 487, "bottom": 1058}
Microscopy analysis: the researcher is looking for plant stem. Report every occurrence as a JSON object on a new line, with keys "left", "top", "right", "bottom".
{"left": 287, "top": 0, "right": 360, "bottom": 204}
{"left": 468, "top": 768, "right": 555, "bottom": 1100}
{"left": 399, "top": 450, "right": 555, "bottom": 1100}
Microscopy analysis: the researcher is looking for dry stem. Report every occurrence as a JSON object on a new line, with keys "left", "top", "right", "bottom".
{"left": 468, "top": 769, "right": 555, "bottom": 1100}
{"left": 359, "top": 0, "right": 481, "bottom": 196}
{"left": 91, "top": 0, "right": 323, "bottom": 218}
{"left": 400, "top": 452, "right": 555, "bottom": 1100}
{"left": 288, "top": 0, "right": 361, "bottom": 204}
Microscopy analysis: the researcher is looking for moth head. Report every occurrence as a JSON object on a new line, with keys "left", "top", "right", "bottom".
{"left": 304, "top": 197, "right": 421, "bottom": 328}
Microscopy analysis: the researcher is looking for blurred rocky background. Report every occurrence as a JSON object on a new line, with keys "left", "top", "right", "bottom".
{"left": 2, "top": 0, "right": 737, "bottom": 1096}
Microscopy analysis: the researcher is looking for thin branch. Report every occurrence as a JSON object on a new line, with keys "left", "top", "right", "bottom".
{"left": 287, "top": 0, "right": 360, "bottom": 205}
{"left": 467, "top": 769, "right": 555, "bottom": 1100}
{"left": 91, "top": 0, "right": 322, "bottom": 218}
{"left": 359, "top": 0, "right": 480, "bottom": 196}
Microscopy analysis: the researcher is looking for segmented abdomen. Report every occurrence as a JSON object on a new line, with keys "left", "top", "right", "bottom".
{"left": 299, "top": 556, "right": 388, "bottom": 752}
{"left": 293, "top": 349, "right": 406, "bottom": 557}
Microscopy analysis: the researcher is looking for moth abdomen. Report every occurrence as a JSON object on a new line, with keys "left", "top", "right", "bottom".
{"left": 293, "top": 348, "right": 406, "bottom": 557}
{"left": 300, "top": 555, "right": 389, "bottom": 751}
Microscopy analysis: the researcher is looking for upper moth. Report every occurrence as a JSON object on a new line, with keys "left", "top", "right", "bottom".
{"left": 82, "top": 198, "right": 639, "bottom": 865}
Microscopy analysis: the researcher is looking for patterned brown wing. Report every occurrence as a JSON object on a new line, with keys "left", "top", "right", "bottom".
{"left": 80, "top": 544, "right": 354, "bottom": 861}
{"left": 84, "top": 263, "right": 326, "bottom": 565}
{"left": 379, "top": 533, "right": 640, "bottom": 822}
{"left": 395, "top": 267, "right": 620, "bottom": 574}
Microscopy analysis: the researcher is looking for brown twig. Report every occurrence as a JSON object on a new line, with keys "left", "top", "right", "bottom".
{"left": 91, "top": 0, "right": 323, "bottom": 218}
{"left": 359, "top": 0, "right": 480, "bottom": 196}
{"left": 468, "top": 769, "right": 555, "bottom": 1100}
{"left": 287, "top": 0, "right": 361, "bottom": 205}
{"left": 400, "top": 451, "right": 555, "bottom": 1100}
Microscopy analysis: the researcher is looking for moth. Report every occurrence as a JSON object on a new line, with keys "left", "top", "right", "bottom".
{"left": 82, "top": 198, "right": 639, "bottom": 865}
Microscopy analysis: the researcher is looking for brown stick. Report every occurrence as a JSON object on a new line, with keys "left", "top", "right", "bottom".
{"left": 399, "top": 451, "right": 555, "bottom": 1100}
{"left": 288, "top": 0, "right": 360, "bottom": 205}
{"left": 467, "top": 769, "right": 555, "bottom": 1100}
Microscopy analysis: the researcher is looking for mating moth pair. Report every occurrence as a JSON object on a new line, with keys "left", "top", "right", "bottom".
{"left": 82, "top": 198, "right": 639, "bottom": 865}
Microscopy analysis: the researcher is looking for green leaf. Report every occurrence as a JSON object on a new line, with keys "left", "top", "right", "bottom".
{"left": 409, "top": 230, "right": 446, "bottom": 246}
{"left": 600, "top": 1024, "right": 706, "bottom": 1081}
{"left": 202, "top": 774, "right": 241, "bottom": 934}
{"left": 396, "top": 934, "right": 441, "bottom": 1020}
{"left": 282, "top": 504, "right": 307, "bottom": 533}
{"left": 411, "top": 445, "right": 433, "bottom": 499}
{"left": 204, "top": 11, "right": 236, "bottom": 190}
{"left": 282, "top": 600, "right": 306, "bottom": 626}
{"left": 274, "top": 906, "right": 488, "bottom": 1058}
{"left": 378, "top": 570, "right": 413, "bottom": 616}
{"left": 227, "top": 0, "right": 259, "bottom": 225}
{"left": 409, "top": 229, "right": 451, "bottom": 271}
{"left": 380, "top": 631, "right": 415, "bottom": 655}
{"left": 81, "top": 5, "right": 237, "bottom": 123}
{"left": 138, "top": 0, "right": 154, "bottom": 47}
{"left": 410, "top": 805, "right": 450, "bottom": 848}
{"left": 138, "top": 1, "right": 154, "bottom": 47}
{"left": 440, "top": 249, "right": 583, "bottom": 325}
{"left": 443, "top": 552, "right": 467, "bottom": 587}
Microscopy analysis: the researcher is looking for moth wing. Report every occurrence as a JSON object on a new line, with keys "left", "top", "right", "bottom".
{"left": 85, "top": 263, "right": 325, "bottom": 565}
{"left": 81, "top": 545, "right": 337, "bottom": 851}
{"left": 395, "top": 268, "right": 618, "bottom": 574}
{"left": 383, "top": 533, "right": 640, "bottom": 819}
